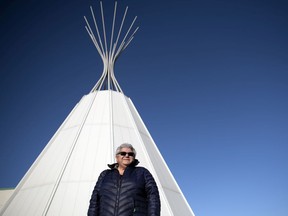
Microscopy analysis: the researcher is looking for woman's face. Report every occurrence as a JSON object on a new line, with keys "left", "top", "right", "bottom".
{"left": 116, "top": 147, "right": 135, "bottom": 169}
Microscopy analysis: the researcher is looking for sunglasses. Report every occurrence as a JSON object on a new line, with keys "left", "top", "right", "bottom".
{"left": 117, "top": 152, "right": 135, "bottom": 157}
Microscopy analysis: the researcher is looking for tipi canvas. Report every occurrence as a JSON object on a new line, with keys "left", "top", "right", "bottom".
{"left": 0, "top": 2, "right": 195, "bottom": 216}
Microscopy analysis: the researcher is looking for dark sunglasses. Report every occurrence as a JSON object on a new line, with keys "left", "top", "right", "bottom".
{"left": 117, "top": 152, "right": 135, "bottom": 157}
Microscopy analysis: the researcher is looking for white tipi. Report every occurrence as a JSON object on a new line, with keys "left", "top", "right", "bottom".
{"left": 0, "top": 2, "right": 195, "bottom": 216}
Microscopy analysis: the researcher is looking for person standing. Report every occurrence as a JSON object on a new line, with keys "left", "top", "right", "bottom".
{"left": 88, "top": 143, "right": 161, "bottom": 216}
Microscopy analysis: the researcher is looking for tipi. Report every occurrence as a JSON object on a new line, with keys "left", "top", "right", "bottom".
{"left": 0, "top": 2, "right": 195, "bottom": 216}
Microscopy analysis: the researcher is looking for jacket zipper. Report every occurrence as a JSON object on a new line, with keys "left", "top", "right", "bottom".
{"left": 115, "top": 173, "right": 123, "bottom": 216}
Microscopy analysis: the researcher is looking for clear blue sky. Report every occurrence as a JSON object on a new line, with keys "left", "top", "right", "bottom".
{"left": 0, "top": 0, "right": 287, "bottom": 215}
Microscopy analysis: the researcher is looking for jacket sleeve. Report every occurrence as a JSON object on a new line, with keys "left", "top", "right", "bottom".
{"left": 144, "top": 168, "right": 161, "bottom": 216}
{"left": 87, "top": 170, "right": 108, "bottom": 216}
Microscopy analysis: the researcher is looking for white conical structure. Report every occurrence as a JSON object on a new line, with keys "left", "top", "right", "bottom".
{"left": 0, "top": 2, "right": 195, "bottom": 216}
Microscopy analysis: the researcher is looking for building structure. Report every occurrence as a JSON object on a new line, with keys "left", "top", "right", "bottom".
{"left": 0, "top": 2, "right": 195, "bottom": 215}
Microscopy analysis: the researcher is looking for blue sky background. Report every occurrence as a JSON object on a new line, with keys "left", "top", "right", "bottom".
{"left": 0, "top": 0, "right": 287, "bottom": 215}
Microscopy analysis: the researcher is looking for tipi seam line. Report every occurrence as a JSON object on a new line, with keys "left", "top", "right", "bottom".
{"left": 42, "top": 91, "right": 100, "bottom": 215}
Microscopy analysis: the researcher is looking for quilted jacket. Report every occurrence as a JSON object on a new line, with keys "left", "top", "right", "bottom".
{"left": 87, "top": 159, "right": 160, "bottom": 216}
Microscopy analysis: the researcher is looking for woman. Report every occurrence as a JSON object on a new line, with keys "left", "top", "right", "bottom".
{"left": 88, "top": 143, "right": 161, "bottom": 216}
{"left": 88, "top": 143, "right": 160, "bottom": 216}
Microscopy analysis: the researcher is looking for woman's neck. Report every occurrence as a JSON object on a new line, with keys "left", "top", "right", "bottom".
{"left": 117, "top": 166, "right": 126, "bottom": 175}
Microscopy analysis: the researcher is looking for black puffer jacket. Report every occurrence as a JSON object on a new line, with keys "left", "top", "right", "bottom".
{"left": 88, "top": 160, "right": 160, "bottom": 216}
